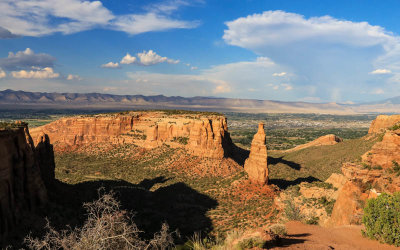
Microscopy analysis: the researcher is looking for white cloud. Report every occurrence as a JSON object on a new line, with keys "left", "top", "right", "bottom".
{"left": 117, "top": 50, "right": 179, "bottom": 66}
{"left": 0, "top": 48, "right": 55, "bottom": 70}
{"left": 223, "top": 10, "right": 400, "bottom": 101}
{"left": 191, "top": 66, "right": 198, "bottom": 70}
{"left": 369, "top": 69, "right": 392, "bottom": 74}
{"left": 111, "top": 13, "right": 198, "bottom": 35}
{"left": 372, "top": 88, "right": 385, "bottom": 94}
{"left": 0, "top": 68, "right": 6, "bottom": 78}
{"left": 120, "top": 54, "right": 137, "bottom": 65}
{"left": 102, "top": 62, "right": 121, "bottom": 68}
{"left": 0, "top": 0, "right": 198, "bottom": 37}
{"left": 137, "top": 50, "right": 179, "bottom": 66}
{"left": 67, "top": 74, "right": 82, "bottom": 80}
{"left": 11, "top": 67, "right": 59, "bottom": 79}
{"left": 272, "top": 72, "right": 287, "bottom": 77}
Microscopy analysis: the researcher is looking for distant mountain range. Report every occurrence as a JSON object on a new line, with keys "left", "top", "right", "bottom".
{"left": 0, "top": 89, "right": 399, "bottom": 114}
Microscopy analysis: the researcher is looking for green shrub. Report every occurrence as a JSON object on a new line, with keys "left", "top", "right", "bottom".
{"left": 362, "top": 192, "right": 400, "bottom": 246}
{"left": 389, "top": 123, "right": 400, "bottom": 131}
{"left": 283, "top": 200, "right": 303, "bottom": 221}
{"left": 236, "top": 237, "right": 264, "bottom": 250}
{"left": 268, "top": 224, "right": 287, "bottom": 237}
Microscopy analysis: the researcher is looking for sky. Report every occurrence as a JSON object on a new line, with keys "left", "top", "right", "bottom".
{"left": 1, "top": 0, "right": 400, "bottom": 103}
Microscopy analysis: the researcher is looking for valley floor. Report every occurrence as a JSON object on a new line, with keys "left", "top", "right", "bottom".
{"left": 272, "top": 221, "right": 399, "bottom": 250}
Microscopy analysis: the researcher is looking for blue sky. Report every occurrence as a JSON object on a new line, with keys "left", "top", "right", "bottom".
{"left": 1, "top": 0, "right": 400, "bottom": 103}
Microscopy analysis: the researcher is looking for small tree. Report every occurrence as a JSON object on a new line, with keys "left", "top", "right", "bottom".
{"left": 362, "top": 192, "right": 400, "bottom": 246}
{"left": 25, "top": 190, "right": 176, "bottom": 250}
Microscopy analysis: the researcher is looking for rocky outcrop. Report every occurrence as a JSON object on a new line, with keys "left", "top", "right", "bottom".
{"left": 328, "top": 163, "right": 396, "bottom": 227}
{"left": 286, "top": 134, "right": 342, "bottom": 152}
{"left": 0, "top": 124, "right": 51, "bottom": 240}
{"left": 362, "top": 129, "right": 400, "bottom": 169}
{"left": 244, "top": 123, "right": 268, "bottom": 185}
{"left": 35, "top": 132, "right": 55, "bottom": 188}
{"left": 30, "top": 111, "right": 233, "bottom": 158}
{"left": 368, "top": 114, "right": 400, "bottom": 134}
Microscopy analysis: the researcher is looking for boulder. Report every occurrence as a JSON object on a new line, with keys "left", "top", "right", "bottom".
{"left": 244, "top": 123, "right": 268, "bottom": 185}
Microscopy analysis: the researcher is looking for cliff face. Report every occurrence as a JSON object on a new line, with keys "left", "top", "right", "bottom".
{"left": 30, "top": 112, "right": 233, "bottom": 158}
{"left": 368, "top": 114, "right": 400, "bottom": 134}
{"left": 244, "top": 123, "right": 268, "bottom": 185}
{"left": 362, "top": 129, "right": 400, "bottom": 169}
{"left": 0, "top": 125, "right": 50, "bottom": 239}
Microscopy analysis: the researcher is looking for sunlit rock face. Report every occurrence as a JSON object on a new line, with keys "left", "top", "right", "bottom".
{"left": 0, "top": 124, "right": 51, "bottom": 239}
{"left": 368, "top": 114, "right": 400, "bottom": 134}
{"left": 244, "top": 123, "right": 268, "bottom": 185}
{"left": 30, "top": 111, "right": 233, "bottom": 159}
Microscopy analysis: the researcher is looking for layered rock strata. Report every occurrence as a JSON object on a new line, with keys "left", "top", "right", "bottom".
{"left": 244, "top": 123, "right": 268, "bottom": 185}
{"left": 0, "top": 124, "right": 51, "bottom": 240}
{"left": 362, "top": 128, "right": 400, "bottom": 169}
{"left": 368, "top": 114, "right": 400, "bottom": 134}
{"left": 30, "top": 111, "right": 233, "bottom": 158}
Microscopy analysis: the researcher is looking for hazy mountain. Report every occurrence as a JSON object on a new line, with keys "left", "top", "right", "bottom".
{"left": 0, "top": 89, "right": 398, "bottom": 114}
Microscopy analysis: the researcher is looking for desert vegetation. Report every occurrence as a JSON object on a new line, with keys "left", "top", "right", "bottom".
{"left": 362, "top": 192, "right": 400, "bottom": 246}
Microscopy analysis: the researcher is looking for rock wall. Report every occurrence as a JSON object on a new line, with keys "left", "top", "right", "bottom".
{"left": 30, "top": 111, "right": 233, "bottom": 158}
{"left": 368, "top": 114, "right": 400, "bottom": 134}
{"left": 0, "top": 125, "right": 51, "bottom": 240}
{"left": 362, "top": 129, "right": 400, "bottom": 169}
{"left": 244, "top": 123, "right": 268, "bottom": 185}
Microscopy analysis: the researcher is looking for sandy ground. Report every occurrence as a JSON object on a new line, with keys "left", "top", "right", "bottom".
{"left": 268, "top": 221, "right": 399, "bottom": 250}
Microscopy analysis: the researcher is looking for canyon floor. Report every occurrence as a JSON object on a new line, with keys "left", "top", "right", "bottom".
{"left": 270, "top": 221, "right": 398, "bottom": 250}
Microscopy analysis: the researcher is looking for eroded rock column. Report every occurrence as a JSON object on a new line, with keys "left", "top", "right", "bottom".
{"left": 244, "top": 123, "right": 268, "bottom": 185}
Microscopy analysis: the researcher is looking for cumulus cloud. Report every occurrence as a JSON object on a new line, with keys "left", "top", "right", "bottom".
{"left": 0, "top": 48, "right": 55, "bottom": 71}
{"left": 116, "top": 50, "right": 179, "bottom": 66}
{"left": 272, "top": 72, "right": 287, "bottom": 77}
{"left": 102, "top": 62, "right": 120, "bottom": 68}
{"left": 120, "top": 54, "right": 137, "bottom": 65}
{"left": 67, "top": 74, "right": 82, "bottom": 80}
{"left": 0, "top": 0, "right": 198, "bottom": 37}
{"left": 223, "top": 10, "right": 400, "bottom": 101}
{"left": 0, "top": 68, "right": 6, "bottom": 78}
{"left": 11, "top": 67, "right": 59, "bottom": 79}
{"left": 369, "top": 69, "right": 392, "bottom": 74}
{"left": 137, "top": 50, "right": 179, "bottom": 65}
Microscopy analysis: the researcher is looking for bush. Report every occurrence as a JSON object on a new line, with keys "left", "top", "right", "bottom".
{"left": 283, "top": 200, "right": 303, "bottom": 221}
{"left": 362, "top": 192, "right": 400, "bottom": 246}
{"left": 25, "top": 190, "right": 176, "bottom": 250}
{"left": 268, "top": 224, "right": 287, "bottom": 237}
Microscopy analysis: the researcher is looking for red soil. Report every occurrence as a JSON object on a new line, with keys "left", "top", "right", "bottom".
{"left": 269, "top": 221, "right": 399, "bottom": 250}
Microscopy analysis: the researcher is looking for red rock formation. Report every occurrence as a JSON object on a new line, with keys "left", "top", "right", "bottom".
{"left": 368, "top": 114, "right": 400, "bottom": 134}
{"left": 286, "top": 134, "right": 342, "bottom": 152}
{"left": 329, "top": 163, "right": 398, "bottom": 226}
{"left": 362, "top": 129, "right": 400, "bottom": 169}
{"left": 30, "top": 112, "right": 233, "bottom": 158}
{"left": 0, "top": 124, "right": 49, "bottom": 240}
{"left": 244, "top": 123, "right": 268, "bottom": 185}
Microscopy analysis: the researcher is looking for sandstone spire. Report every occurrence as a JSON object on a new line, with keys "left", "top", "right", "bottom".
{"left": 244, "top": 123, "right": 268, "bottom": 185}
